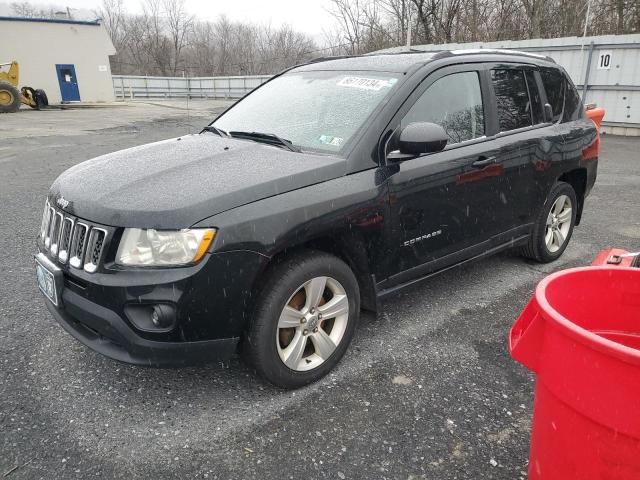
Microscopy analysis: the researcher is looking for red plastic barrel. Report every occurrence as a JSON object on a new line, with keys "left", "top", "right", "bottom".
{"left": 509, "top": 267, "right": 640, "bottom": 479}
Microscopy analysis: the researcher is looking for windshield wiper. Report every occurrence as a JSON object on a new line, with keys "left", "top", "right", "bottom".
{"left": 228, "top": 131, "right": 301, "bottom": 153}
{"left": 201, "top": 125, "right": 229, "bottom": 137}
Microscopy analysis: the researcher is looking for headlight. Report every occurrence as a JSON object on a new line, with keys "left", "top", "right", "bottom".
{"left": 116, "top": 228, "right": 216, "bottom": 267}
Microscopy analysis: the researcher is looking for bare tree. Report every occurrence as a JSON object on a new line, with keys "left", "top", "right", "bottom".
{"left": 94, "top": 0, "right": 127, "bottom": 54}
{"left": 11, "top": 1, "right": 58, "bottom": 18}
{"left": 13, "top": 0, "right": 637, "bottom": 77}
{"left": 163, "top": 0, "right": 194, "bottom": 75}
{"left": 379, "top": 0, "right": 416, "bottom": 45}
{"left": 327, "top": 0, "right": 367, "bottom": 53}
{"left": 329, "top": 0, "right": 638, "bottom": 52}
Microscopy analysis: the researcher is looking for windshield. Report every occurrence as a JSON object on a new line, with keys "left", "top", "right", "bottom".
{"left": 213, "top": 70, "right": 400, "bottom": 153}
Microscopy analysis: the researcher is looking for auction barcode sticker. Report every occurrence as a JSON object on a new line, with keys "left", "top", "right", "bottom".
{"left": 338, "top": 76, "right": 391, "bottom": 91}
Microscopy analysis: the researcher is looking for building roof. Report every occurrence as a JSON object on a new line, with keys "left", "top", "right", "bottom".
{"left": 0, "top": 16, "right": 100, "bottom": 26}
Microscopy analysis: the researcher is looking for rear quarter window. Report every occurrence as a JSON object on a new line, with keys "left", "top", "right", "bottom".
{"left": 540, "top": 67, "right": 565, "bottom": 122}
{"left": 540, "top": 67, "right": 584, "bottom": 123}
{"left": 562, "top": 76, "right": 584, "bottom": 122}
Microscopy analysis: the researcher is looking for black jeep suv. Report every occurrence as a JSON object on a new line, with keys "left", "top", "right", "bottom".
{"left": 36, "top": 50, "right": 598, "bottom": 388}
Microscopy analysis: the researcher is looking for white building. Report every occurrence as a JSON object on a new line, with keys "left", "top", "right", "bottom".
{"left": 0, "top": 16, "right": 116, "bottom": 104}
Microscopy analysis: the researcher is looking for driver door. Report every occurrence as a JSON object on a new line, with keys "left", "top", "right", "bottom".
{"left": 384, "top": 65, "right": 507, "bottom": 281}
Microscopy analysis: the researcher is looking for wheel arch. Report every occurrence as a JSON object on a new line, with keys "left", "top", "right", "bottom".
{"left": 558, "top": 168, "right": 587, "bottom": 225}
{"left": 258, "top": 234, "right": 378, "bottom": 313}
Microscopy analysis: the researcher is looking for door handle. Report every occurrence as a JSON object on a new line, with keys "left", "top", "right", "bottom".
{"left": 472, "top": 156, "right": 497, "bottom": 168}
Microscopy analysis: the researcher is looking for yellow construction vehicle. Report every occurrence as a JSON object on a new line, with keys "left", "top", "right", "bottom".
{"left": 0, "top": 61, "right": 48, "bottom": 113}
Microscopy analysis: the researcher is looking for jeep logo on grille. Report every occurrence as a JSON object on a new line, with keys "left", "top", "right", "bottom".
{"left": 56, "top": 197, "right": 69, "bottom": 209}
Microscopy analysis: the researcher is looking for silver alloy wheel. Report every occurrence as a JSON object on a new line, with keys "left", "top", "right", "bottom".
{"left": 276, "top": 276, "right": 349, "bottom": 372}
{"left": 545, "top": 194, "right": 572, "bottom": 253}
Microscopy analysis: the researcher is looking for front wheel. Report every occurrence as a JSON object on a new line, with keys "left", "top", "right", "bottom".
{"left": 0, "top": 81, "right": 21, "bottom": 113}
{"left": 244, "top": 251, "right": 360, "bottom": 389}
{"left": 522, "top": 181, "right": 577, "bottom": 263}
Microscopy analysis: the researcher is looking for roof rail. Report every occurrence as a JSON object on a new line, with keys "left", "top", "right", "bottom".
{"left": 432, "top": 48, "right": 555, "bottom": 63}
{"left": 308, "top": 55, "right": 356, "bottom": 64}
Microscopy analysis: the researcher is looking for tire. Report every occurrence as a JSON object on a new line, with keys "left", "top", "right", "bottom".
{"left": 0, "top": 81, "right": 21, "bottom": 113}
{"left": 244, "top": 250, "right": 360, "bottom": 389}
{"left": 35, "top": 89, "right": 49, "bottom": 109}
{"left": 521, "top": 181, "right": 577, "bottom": 263}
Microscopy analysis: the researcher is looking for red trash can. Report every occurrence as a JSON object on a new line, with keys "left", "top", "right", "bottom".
{"left": 509, "top": 266, "right": 640, "bottom": 479}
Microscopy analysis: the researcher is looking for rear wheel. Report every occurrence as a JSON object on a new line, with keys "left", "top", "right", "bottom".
{"left": 244, "top": 251, "right": 360, "bottom": 389}
{"left": 0, "top": 81, "right": 21, "bottom": 113}
{"left": 521, "top": 181, "right": 577, "bottom": 263}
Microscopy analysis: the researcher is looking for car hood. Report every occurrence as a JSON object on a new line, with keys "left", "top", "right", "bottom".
{"left": 49, "top": 134, "right": 346, "bottom": 228}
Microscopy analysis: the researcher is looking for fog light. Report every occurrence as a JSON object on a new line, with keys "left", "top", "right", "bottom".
{"left": 150, "top": 304, "right": 175, "bottom": 329}
{"left": 125, "top": 303, "right": 176, "bottom": 332}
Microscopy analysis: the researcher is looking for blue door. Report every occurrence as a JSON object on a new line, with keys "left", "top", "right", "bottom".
{"left": 55, "top": 64, "right": 80, "bottom": 102}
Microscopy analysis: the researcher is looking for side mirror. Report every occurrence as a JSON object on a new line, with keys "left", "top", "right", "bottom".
{"left": 543, "top": 103, "right": 554, "bottom": 123}
{"left": 388, "top": 122, "right": 448, "bottom": 161}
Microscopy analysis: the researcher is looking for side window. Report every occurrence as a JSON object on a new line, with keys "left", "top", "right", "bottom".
{"left": 524, "top": 70, "right": 544, "bottom": 124}
{"left": 401, "top": 71, "right": 485, "bottom": 145}
{"left": 491, "top": 69, "right": 532, "bottom": 131}
{"left": 540, "top": 67, "right": 565, "bottom": 122}
{"left": 563, "top": 77, "right": 584, "bottom": 122}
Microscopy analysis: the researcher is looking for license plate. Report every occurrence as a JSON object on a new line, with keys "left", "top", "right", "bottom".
{"left": 35, "top": 255, "right": 60, "bottom": 306}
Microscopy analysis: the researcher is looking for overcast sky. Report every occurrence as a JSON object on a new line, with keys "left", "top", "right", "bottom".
{"left": 1, "top": 0, "right": 338, "bottom": 39}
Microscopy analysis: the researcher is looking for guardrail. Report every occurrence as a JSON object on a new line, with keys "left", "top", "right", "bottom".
{"left": 112, "top": 74, "right": 272, "bottom": 100}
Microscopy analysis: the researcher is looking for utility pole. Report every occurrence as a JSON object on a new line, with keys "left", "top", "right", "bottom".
{"left": 582, "top": 0, "right": 592, "bottom": 40}
{"left": 579, "top": 0, "right": 593, "bottom": 100}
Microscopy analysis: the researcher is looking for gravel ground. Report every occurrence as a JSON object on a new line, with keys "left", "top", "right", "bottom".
{"left": 1, "top": 106, "right": 638, "bottom": 479}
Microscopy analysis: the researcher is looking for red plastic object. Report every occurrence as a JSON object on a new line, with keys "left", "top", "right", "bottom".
{"left": 582, "top": 107, "right": 605, "bottom": 161}
{"left": 509, "top": 267, "right": 640, "bottom": 479}
{"left": 592, "top": 248, "right": 639, "bottom": 267}
{"left": 587, "top": 106, "right": 605, "bottom": 130}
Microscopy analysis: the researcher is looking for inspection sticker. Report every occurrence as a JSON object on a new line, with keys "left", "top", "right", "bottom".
{"left": 319, "top": 135, "right": 344, "bottom": 147}
{"left": 338, "top": 76, "right": 391, "bottom": 91}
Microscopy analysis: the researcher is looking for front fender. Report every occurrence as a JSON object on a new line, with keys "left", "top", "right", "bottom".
{"left": 194, "top": 169, "right": 392, "bottom": 282}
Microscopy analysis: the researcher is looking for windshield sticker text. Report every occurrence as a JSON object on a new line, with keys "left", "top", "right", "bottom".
{"left": 338, "top": 77, "right": 391, "bottom": 91}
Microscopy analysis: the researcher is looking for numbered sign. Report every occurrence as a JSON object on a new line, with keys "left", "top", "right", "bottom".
{"left": 596, "top": 51, "right": 612, "bottom": 70}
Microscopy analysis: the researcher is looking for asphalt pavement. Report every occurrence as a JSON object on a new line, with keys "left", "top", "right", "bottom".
{"left": 1, "top": 105, "right": 639, "bottom": 479}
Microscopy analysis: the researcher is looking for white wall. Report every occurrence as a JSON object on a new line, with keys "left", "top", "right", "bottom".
{"left": 0, "top": 19, "right": 116, "bottom": 104}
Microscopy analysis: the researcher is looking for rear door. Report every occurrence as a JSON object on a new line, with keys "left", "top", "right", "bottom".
{"left": 487, "top": 64, "right": 560, "bottom": 232}
{"left": 383, "top": 65, "right": 508, "bottom": 279}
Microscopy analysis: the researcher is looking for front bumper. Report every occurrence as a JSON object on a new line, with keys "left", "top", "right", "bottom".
{"left": 36, "top": 247, "right": 268, "bottom": 367}
{"left": 46, "top": 290, "right": 239, "bottom": 367}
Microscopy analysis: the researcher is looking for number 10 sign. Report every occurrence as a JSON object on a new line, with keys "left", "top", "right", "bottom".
{"left": 597, "top": 51, "right": 613, "bottom": 70}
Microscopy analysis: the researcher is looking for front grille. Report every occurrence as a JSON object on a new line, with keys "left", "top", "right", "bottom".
{"left": 43, "top": 206, "right": 55, "bottom": 249}
{"left": 84, "top": 228, "right": 107, "bottom": 273}
{"left": 69, "top": 223, "right": 88, "bottom": 268}
{"left": 58, "top": 217, "right": 74, "bottom": 263}
{"left": 40, "top": 202, "right": 51, "bottom": 239}
{"left": 49, "top": 212, "right": 63, "bottom": 255}
{"left": 39, "top": 201, "right": 109, "bottom": 273}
